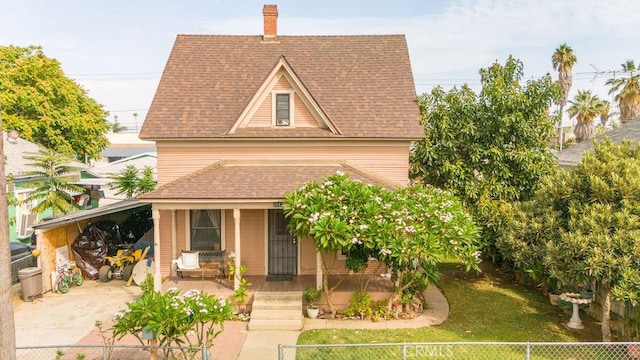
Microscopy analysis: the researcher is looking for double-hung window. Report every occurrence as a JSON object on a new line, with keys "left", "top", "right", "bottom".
{"left": 190, "top": 210, "right": 222, "bottom": 251}
{"left": 272, "top": 91, "right": 294, "bottom": 126}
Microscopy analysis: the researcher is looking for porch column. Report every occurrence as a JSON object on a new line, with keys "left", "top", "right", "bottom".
{"left": 171, "top": 210, "right": 177, "bottom": 262}
{"left": 152, "top": 208, "right": 162, "bottom": 292}
{"left": 316, "top": 251, "right": 322, "bottom": 290}
{"left": 233, "top": 208, "right": 241, "bottom": 291}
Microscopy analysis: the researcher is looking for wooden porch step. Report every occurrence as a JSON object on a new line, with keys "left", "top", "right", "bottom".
{"left": 248, "top": 291, "right": 303, "bottom": 331}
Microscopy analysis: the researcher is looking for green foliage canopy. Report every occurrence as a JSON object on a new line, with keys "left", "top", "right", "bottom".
{"left": 111, "top": 288, "right": 232, "bottom": 356}
{"left": 497, "top": 139, "right": 640, "bottom": 341}
{"left": 410, "top": 56, "right": 562, "bottom": 255}
{"left": 284, "top": 172, "right": 481, "bottom": 309}
{"left": 0, "top": 45, "right": 110, "bottom": 160}
{"left": 108, "top": 164, "right": 156, "bottom": 199}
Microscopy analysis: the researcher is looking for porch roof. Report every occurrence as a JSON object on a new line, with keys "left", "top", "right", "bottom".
{"left": 138, "top": 160, "right": 402, "bottom": 201}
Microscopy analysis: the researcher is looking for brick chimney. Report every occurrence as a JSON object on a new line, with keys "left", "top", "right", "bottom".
{"left": 263, "top": 4, "right": 278, "bottom": 41}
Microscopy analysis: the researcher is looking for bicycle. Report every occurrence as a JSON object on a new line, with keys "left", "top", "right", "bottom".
{"left": 55, "top": 261, "right": 83, "bottom": 294}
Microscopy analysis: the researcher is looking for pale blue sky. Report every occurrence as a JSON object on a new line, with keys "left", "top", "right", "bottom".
{"left": 3, "top": 0, "right": 639, "bottom": 129}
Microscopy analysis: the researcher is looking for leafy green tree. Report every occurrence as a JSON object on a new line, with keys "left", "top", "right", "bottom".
{"left": 138, "top": 166, "right": 156, "bottom": 194}
{"left": 502, "top": 139, "right": 640, "bottom": 342}
{"left": 0, "top": 45, "right": 110, "bottom": 160}
{"left": 22, "top": 148, "right": 84, "bottom": 216}
{"left": 109, "top": 165, "right": 156, "bottom": 199}
{"left": 284, "top": 172, "right": 481, "bottom": 317}
{"left": 606, "top": 60, "right": 640, "bottom": 124}
{"left": 568, "top": 90, "right": 610, "bottom": 141}
{"left": 110, "top": 288, "right": 232, "bottom": 359}
{"left": 410, "top": 56, "right": 562, "bottom": 258}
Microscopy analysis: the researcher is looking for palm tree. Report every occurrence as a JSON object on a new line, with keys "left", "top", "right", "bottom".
{"left": 568, "top": 90, "right": 610, "bottom": 141}
{"left": 22, "top": 148, "right": 84, "bottom": 216}
{"left": 111, "top": 115, "right": 127, "bottom": 133}
{"left": 552, "top": 43, "right": 577, "bottom": 149}
{"left": 606, "top": 60, "right": 640, "bottom": 124}
{"left": 132, "top": 112, "right": 139, "bottom": 132}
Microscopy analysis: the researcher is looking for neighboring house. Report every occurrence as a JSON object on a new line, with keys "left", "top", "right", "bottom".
{"left": 4, "top": 131, "right": 97, "bottom": 242}
{"left": 82, "top": 152, "right": 157, "bottom": 206}
{"left": 5, "top": 131, "right": 41, "bottom": 242}
{"left": 138, "top": 5, "right": 423, "bottom": 289}
{"left": 98, "top": 132, "right": 156, "bottom": 164}
{"left": 556, "top": 115, "right": 640, "bottom": 168}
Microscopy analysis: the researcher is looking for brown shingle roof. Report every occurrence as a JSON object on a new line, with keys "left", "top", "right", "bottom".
{"left": 139, "top": 35, "right": 423, "bottom": 140}
{"left": 138, "top": 160, "right": 402, "bottom": 201}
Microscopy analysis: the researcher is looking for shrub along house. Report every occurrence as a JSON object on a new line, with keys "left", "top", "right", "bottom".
{"left": 138, "top": 5, "right": 423, "bottom": 291}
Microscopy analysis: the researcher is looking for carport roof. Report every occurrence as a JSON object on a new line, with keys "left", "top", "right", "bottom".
{"left": 31, "top": 200, "right": 149, "bottom": 231}
{"left": 138, "top": 160, "right": 403, "bottom": 201}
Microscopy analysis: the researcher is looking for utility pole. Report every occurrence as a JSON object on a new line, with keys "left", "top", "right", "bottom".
{"left": 0, "top": 103, "right": 17, "bottom": 360}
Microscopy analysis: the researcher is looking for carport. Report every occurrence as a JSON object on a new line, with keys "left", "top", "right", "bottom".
{"left": 30, "top": 199, "right": 151, "bottom": 292}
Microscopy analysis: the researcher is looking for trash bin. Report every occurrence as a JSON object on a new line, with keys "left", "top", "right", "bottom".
{"left": 18, "top": 267, "right": 43, "bottom": 302}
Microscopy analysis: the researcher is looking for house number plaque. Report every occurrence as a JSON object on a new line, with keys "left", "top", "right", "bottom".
{"left": 272, "top": 201, "right": 283, "bottom": 208}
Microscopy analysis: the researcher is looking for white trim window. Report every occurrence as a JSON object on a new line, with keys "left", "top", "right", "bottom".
{"left": 272, "top": 90, "right": 294, "bottom": 127}
{"left": 189, "top": 210, "right": 224, "bottom": 251}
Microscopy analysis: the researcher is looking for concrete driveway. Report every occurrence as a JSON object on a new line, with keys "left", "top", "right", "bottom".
{"left": 12, "top": 278, "right": 142, "bottom": 347}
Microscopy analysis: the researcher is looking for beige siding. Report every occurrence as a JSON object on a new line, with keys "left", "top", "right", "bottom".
{"left": 299, "top": 237, "right": 317, "bottom": 275}
{"left": 156, "top": 142, "right": 410, "bottom": 186}
{"left": 159, "top": 210, "right": 174, "bottom": 275}
{"left": 293, "top": 93, "right": 318, "bottom": 128}
{"left": 236, "top": 209, "right": 265, "bottom": 275}
{"left": 273, "top": 76, "right": 290, "bottom": 90}
{"left": 248, "top": 96, "right": 272, "bottom": 127}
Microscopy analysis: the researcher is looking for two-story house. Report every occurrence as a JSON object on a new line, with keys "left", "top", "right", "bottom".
{"left": 139, "top": 5, "right": 423, "bottom": 290}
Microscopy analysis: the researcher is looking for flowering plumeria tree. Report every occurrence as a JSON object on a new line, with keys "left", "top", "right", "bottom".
{"left": 284, "top": 172, "right": 481, "bottom": 317}
{"left": 110, "top": 288, "right": 232, "bottom": 359}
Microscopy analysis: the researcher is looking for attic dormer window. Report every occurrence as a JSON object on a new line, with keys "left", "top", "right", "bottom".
{"left": 272, "top": 91, "right": 294, "bottom": 126}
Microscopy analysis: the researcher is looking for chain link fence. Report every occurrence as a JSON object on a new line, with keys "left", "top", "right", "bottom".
{"left": 278, "top": 342, "right": 640, "bottom": 359}
{"left": 16, "top": 344, "right": 210, "bottom": 360}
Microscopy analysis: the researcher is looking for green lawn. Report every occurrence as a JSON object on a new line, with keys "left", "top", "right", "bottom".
{"left": 298, "top": 261, "right": 602, "bottom": 345}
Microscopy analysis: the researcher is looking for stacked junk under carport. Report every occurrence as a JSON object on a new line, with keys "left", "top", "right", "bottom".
{"left": 70, "top": 209, "right": 154, "bottom": 287}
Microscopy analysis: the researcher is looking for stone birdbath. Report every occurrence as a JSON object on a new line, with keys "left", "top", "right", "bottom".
{"left": 559, "top": 292, "right": 593, "bottom": 329}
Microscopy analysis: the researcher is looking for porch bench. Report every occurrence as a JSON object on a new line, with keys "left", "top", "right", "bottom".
{"left": 175, "top": 250, "right": 226, "bottom": 282}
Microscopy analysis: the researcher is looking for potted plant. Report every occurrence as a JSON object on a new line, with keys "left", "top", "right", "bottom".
{"left": 547, "top": 278, "right": 561, "bottom": 306}
{"left": 304, "top": 286, "right": 322, "bottom": 319}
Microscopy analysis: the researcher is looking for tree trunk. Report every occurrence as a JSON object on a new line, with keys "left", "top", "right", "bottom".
{"left": 619, "top": 99, "right": 640, "bottom": 124}
{"left": 0, "top": 105, "right": 17, "bottom": 360}
{"left": 601, "top": 284, "right": 612, "bottom": 342}
{"left": 574, "top": 121, "right": 595, "bottom": 142}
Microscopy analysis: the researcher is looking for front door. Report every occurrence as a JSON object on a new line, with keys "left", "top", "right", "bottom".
{"left": 268, "top": 209, "right": 297, "bottom": 275}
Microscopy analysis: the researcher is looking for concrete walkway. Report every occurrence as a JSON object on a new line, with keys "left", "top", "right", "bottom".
{"left": 13, "top": 280, "right": 449, "bottom": 360}
{"left": 237, "top": 284, "right": 449, "bottom": 359}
